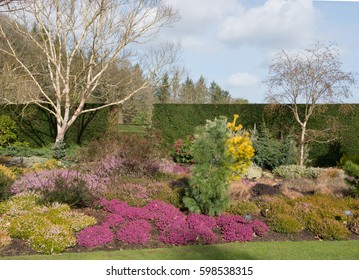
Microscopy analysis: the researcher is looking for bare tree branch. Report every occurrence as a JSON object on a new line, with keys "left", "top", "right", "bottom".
{"left": 0, "top": 0, "right": 179, "bottom": 143}
{"left": 264, "top": 41, "right": 357, "bottom": 166}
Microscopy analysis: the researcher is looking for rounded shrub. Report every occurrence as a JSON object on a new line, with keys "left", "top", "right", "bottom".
{"left": 0, "top": 193, "right": 97, "bottom": 254}
{"left": 0, "top": 164, "right": 16, "bottom": 201}
{"left": 116, "top": 220, "right": 152, "bottom": 245}
{"left": 226, "top": 201, "right": 260, "bottom": 216}
{"left": 268, "top": 214, "right": 303, "bottom": 234}
{"left": 306, "top": 216, "right": 351, "bottom": 240}
{"left": 0, "top": 229, "right": 12, "bottom": 249}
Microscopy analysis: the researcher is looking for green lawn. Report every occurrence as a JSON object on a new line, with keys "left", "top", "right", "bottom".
{"left": 2, "top": 240, "right": 359, "bottom": 260}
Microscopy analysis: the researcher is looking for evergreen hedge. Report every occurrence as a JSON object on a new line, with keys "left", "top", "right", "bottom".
{"left": 152, "top": 104, "right": 359, "bottom": 167}
{"left": 0, "top": 104, "right": 109, "bottom": 146}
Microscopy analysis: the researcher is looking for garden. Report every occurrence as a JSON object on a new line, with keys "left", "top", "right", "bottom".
{"left": 1, "top": 113, "right": 359, "bottom": 259}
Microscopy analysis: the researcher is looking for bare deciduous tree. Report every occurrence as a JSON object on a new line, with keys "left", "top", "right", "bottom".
{"left": 0, "top": 0, "right": 178, "bottom": 143}
{"left": 264, "top": 42, "right": 356, "bottom": 166}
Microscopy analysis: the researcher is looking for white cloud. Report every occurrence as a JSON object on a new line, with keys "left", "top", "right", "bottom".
{"left": 227, "top": 72, "right": 260, "bottom": 88}
{"left": 217, "top": 0, "right": 316, "bottom": 48}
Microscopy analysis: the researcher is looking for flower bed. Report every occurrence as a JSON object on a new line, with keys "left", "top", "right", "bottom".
{"left": 76, "top": 199, "right": 269, "bottom": 249}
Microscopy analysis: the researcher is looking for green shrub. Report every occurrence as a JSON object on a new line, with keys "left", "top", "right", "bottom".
{"left": 273, "top": 165, "right": 322, "bottom": 179}
{"left": 0, "top": 193, "right": 96, "bottom": 254}
{"left": 343, "top": 161, "right": 359, "bottom": 197}
{"left": 29, "top": 224, "right": 77, "bottom": 254}
{"left": 183, "top": 116, "right": 233, "bottom": 216}
{"left": 0, "top": 115, "right": 23, "bottom": 147}
{"left": 0, "top": 229, "right": 11, "bottom": 249}
{"left": 268, "top": 214, "right": 303, "bottom": 234}
{"left": 306, "top": 216, "right": 351, "bottom": 240}
{"left": 0, "top": 165, "right": 16, "bottom": 201}
{"left": 255, "top": 195, "right": 292, "bottom": 218}
{"left": 40, "top": 175, "right": 97, "bottom": 208}
{"left": 172, "top": 136, "right": 194, "bottom": 164}
{"left": 226, "top": 201, "right": 260, "bottom": 216}
{"left": 339, "top": 154, "right": 359, "bottom": 167}
{"left": 252, "top": 123, "right": 296, "bottom": 170}
{"left": 31, "top": 159, "right": 64, "bottom": 172}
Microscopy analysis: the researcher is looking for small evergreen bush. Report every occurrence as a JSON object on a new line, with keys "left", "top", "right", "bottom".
{"left": 343, "top": 161, "right": 359, "bottom": 197}
{"left": 182, "top": 116, "right": 233, "bottom": 216}
{"left": 252, "top": 123, "right": 296, "bottom": 170}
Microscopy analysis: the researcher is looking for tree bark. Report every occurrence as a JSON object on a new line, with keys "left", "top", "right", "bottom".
{"left": 299, "top": 123, "right": 307, "bottom": 167}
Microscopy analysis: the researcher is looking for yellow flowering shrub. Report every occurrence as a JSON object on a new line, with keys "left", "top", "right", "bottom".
{"left": 0, "top": 164, "right": 17, "bottom": 181}
{"left": 31, "top": 159, "right": 64, "bottom": 172}
{"left": 226, "top": 114, "right": 255, "bottom": 180}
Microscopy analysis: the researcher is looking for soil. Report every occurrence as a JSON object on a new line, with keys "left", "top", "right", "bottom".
{"left": 1, "top": 180, "right": 359, "bottom": 258}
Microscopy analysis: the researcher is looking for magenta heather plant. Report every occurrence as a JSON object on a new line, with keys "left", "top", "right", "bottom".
{"left": 217, "top": 214, "right": 257, "bottom": 243}
{"left": 186, "top": 213, "right": 218, "bottom": 244}
{"left": 116, "top": 220, "right": 152, "bottom": 245}
{"left": 102, "top": 213, "right": 125, "bottom": 228}
{"left": 100, "top": 199, "right": 149, "bottom": 221}
{"left": 79, "top": 199, "right": 269, "bottom": 248}
{"left": 250, "top": 220, "right": 269, "bottom": 237}
{"left": 158, "top": 226, "right": 196, "bottom": 245}
{"left": 221, "top": 222, "right": 254, "bottom": 243}
{"left": 76, "top": 225, "right": 114, "bottom": 247}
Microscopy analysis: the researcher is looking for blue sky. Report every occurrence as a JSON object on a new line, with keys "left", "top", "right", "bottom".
{"left": 159, "top": 0, "right": 359, "bottom": 103}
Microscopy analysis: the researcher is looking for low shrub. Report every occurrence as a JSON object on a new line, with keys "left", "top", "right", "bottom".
{"left": 273, "top": 165, "right": 322, "bottom": 179}
{"left": 172, "top": 136, "right": 194, "bottom": 164}
{"left": 343, "top": 161, "right": 359, "bottom": 197}
{"left": 306, "top": 216, "right": 351, "bottom": 240}
{"left": 104, "top": 180, "right": 182, "bottom": 208}
{"left": 216, "top": 215, "right": 254, "bottom": 242}
{"left": 76, "top": 225, "right": 115, "bottom": 247}
{"left": 268, "top": 214, "right": 303, "bottom": 234}
{"left": 226, "top": 201, "right": 260, "bottom": 216}
{"left": 256, "top": 194, "right": 357, "bottom": 240}
{"left": 116, "top": 220, "right": 152, "bottom": 245}
{"left": 30, "top": 224, "right": 77, "bottom": 254}
{"left": 78, "top": 129, "right": 163, "bottom": 163}
{"left": 0, "top": 164, "right": 16, "bottom": 201}
{"left": 78, "top": 199, "right": 269, "bottom": 248}
{"left": 0, "top": 193, "right": 96, "bottom": 254}
{"left": 0, "top": 229, "right": 11, "bottom": 249}
{"left": 11, "top": 170, "right": 107, "bottom": 207}
{"left": 255, "top": 195, "right": 292, "bottom": 218}
{"left": 31, "top": 159, "right": 64, "bottom": 172}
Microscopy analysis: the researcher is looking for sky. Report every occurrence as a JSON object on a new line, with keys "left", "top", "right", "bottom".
{"left": 158, "top": 0, "right": 359, "bottom": 103}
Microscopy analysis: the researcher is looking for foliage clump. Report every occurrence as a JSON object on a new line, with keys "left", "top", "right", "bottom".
{"left": 0, "top": 193, "right": 96, "bottom": 254}
{"left": 0, "top": 165, "right": 17, "bottom": 201}
{"left": 10, "top": 170, "right": 107, "bottom": 208}
{"left": 172, "top": 136, "right": 194, "bottom": 163}
{"left": 255, "top": 194, "right": 356, "bottom": 240}
{"left": 76, "top": 199, "right": 268, "bottom": 248}
{"left": 273, "top": 165, "right": 322, "bottom": 179}
{"left": 343, "top": 161, "right": 359, "bottom": 197}
{"left": 252, "top": 123, "right": 296, "bottom": 170}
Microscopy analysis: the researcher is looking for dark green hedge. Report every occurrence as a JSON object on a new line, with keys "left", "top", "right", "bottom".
{"left": 0, "top": 104, "right": 109, "bottom": 147}
{"left": 152, "top": 104, "right": 359, "bottom": 167}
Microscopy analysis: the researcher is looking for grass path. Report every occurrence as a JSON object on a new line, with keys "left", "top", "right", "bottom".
{"left": 2, "top": 240, "right": 359, "bottom": 260}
